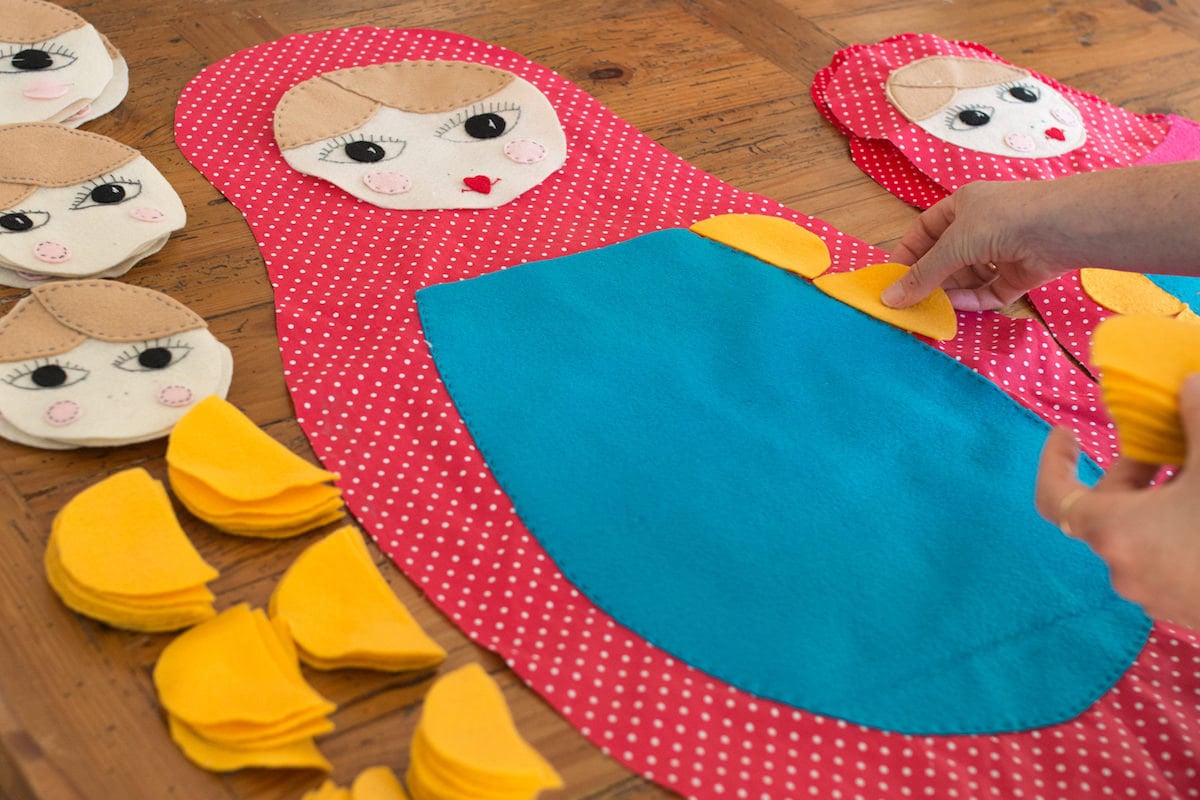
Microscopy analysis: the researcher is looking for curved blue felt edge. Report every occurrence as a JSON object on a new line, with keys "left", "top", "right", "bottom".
{"left": 416, "top": 227, "right": 1151, "bottom": 735}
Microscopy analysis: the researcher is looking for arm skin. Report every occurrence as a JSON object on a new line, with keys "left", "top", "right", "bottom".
{"left": 881, "top": 160, "right": 1200, "bottom": 312}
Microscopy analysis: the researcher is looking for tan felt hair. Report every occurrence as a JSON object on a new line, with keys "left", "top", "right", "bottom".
{"left": 0, "top": 0, "right": 86, "bottom": 43}
{"left": 885, "top": 55, "right": 1029, "bottom": 122}
{"left": 0, "top": 123, "right": 140, "bottom": 205}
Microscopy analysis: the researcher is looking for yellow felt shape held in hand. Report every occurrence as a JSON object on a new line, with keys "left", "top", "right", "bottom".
{"left": 814, "top": 262, "right": 958, "bottom": 341}
{"left": 270, "top": 526, "right": 445, "bottom": 672}
{"left": 1080, "top": 268, "right": 1190, "bottom": 318}
{"left": 406, "top": 663, "right": 562, "bottom": 800}
{"left": 1092, "top": 314, "right": 1200, "bottom": 465}
{"left": 153, "top": 603, "right": 335, "bottom": 772}
{"left": 166, "top": 395, "right": 343, "bottom": 537}
{"left": 44, "top": 468, "right": 218, "bottom": 632}
{"left": 689, "top": 213, "right": 832, "bottom": 278}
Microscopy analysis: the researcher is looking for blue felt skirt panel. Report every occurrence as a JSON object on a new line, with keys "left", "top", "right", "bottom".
{"left": 416, "top": 227, "right": 1150, "bottom": 735}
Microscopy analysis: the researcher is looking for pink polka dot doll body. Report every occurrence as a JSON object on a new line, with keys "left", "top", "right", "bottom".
{"left": 176, "top": 27, "right": 1200, "bottom": 800}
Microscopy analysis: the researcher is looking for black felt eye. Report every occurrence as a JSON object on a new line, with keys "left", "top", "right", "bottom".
{"left": 1007, "top": 85, "right": 1039, "bottom": 103}
{"left": 344, "top": 140, "right": 387, "bottom": 163}
{"left": 137, "top": 347, "right": 174, "bottom": 369}
{"left": 957, "top": 108, "right": 991, "bottom": 127}
{"left": 0, "top": 213, "right": 33, "bottom": 232}
{"left": 463, "top": 113, "right": 507, "bottom": 139}
{"left": 31, "top": 364, "right": 68, "bottom": 388}
{"left": 12, "top": 49, "right": 53, "bottom": 70}
{"left": 90, "top": 183, "right": 127, "bottom": 204}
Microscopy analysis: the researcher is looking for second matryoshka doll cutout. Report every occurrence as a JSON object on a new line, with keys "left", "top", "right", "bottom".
{"left": 0, "top": 122, "right": 186, "bottom": 288}
{"left": 1, "top": 0, "right": 128, "bottom": 126}
{"left": 0, "top": 280, "right": 233, "bottom": 449}
{"left": 273, "top": 61, "right": 567, "bottom": 209}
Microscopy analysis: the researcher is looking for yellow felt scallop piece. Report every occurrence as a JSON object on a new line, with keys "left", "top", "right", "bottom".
{"left": 814, "top": 262, "right": 958, "bottom": 341}
{"left": 167, "top": 715, "right": 331, "bottom": 773}
{"left": 1091, "top": 314, "right": 1200, "bottom": 464}
{"left": 409, "top": 729, "right": 538, "bottom": 798}
{"left": 52, "top": 468, "right": 218, "bottom": 596}
{"left": 167, "top": 466, "right": 343, "bottom": 520}
{"left": 689, "top": 214, "right": 832, "bottom": 278}
{"left": 167, "top": 395, "right": 338, "bottom": 501}
{"left": 351, "top": 766, "right": 410, "bottom": 800}
{"left": 414, "top": 663, "right": 562, "bottom": 791}
{"left": 304, "top": 780, "right": 353, "bottom": 800}
{"left": 1080, "top": 268, "right": 1186, "bottom": 317}
{"left": 270, "top": 526, "right": 446, "bottom": 671}
{"left": 154, "top": 604, "right": 336, "bottom": 729}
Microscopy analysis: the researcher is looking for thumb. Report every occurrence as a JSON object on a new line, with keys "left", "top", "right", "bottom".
{"left": 881, "top": 242, "right": 960, "bottom": 309}
{"left": 1179, "top": 373, "right": 1200, "bottom": 471}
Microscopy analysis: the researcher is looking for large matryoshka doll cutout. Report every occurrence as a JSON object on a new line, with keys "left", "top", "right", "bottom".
{"left": 0, "top": 280, "right": 233, "bottom": 449}
{"left": 175, "top": 27, "right": 1200, "bottom": 800}
{"left": 1, "top": 0, "right": 128, "bottom": 126}
{"left": 274, "top": 61, "right": 567, "bottom": 209}
{"left": 0, "top": 123, "right": 186, "bottom": 288}
{"left": 813, "top": 32, "right": 1200, "bottom": 371}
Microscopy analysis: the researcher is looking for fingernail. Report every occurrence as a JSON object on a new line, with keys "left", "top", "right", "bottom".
{"left": 880, "top": 282, "right": 904, "bottom": 308}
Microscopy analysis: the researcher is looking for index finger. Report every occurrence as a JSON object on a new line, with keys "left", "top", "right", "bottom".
{"left": 1034, "top": 426, "right": 1091, "bottom": 529}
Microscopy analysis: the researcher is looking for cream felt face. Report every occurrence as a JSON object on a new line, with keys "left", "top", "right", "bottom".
{"left": 277, "top": 65, "right": 567, "bottom": 210}
{"left": 0, "top": 155, "right": 186, "bottom": 282}
{"left": 911, "top": 77, "right": 1085, "bottom": 158}
{"left": 0, "top": 25, "right": 115, "bottom": 124}
{"left": 0, "top": 329, "right": 233, "bottom": 448}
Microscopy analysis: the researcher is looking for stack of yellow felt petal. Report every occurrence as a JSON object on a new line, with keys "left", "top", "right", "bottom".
{"left": 302, "top": 766, "right": 410, "bottom": 800}
{"left": 166, "top": 395, "right": 343, "bottom": 537}
{"left": 45, "top": 468, "right": 218, "bottom": 632}
{"left": 1092, "top": 314, "right": 1200, "bottom": 465}
{"left": 270, "top": 526, "right": 446, "bottom": 672}
{"left": 406, "top": 663, "right": 563, "bottom": 800}
{"left": 153, "top": 603, "right": 336, "bottom": 772}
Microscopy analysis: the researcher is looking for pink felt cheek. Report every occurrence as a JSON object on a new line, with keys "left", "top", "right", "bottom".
{"left": 130, "top": 207, "right": 168, "bottom": 223}
{"left": 1003, "top": 132, "right": 1036, "bottom": 153}
{"left": 362, "top": 171, "right": 412, "bottom": 195}
{"left": 33, "top": 241, "right": 71, "bottom": 264}
{"left": 44, "top": 399, "right": 82, "bottom": 427}
{"left": 23, "top": 77, "right": 71, "bottom": 100}
{"left": 157, "top": 385, "right": 194, "bottom": 408}
{"left": 1051, "top": 106, "right": 1079, "bottom": 125}
{"left": 504, "top": 139, "right": 548, "bottom": 165}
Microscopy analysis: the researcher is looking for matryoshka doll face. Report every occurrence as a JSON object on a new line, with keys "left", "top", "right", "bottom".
{"left": 275, "top": 61, "right": 568, "bottom": 210}
{"left": 0, "top": 124, "right": 186, "bottom": 288}
{"left": 0, "top": 0, "right": 116, "bottom": 124}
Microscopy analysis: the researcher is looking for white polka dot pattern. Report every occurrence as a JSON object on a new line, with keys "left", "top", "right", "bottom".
{"left": 175, "top": 27, "right": 1200, "bottom": 799}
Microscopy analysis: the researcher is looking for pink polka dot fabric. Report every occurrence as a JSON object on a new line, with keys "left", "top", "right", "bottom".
{"left": 174, "top": 27, "right": 1200, "bottom": 799}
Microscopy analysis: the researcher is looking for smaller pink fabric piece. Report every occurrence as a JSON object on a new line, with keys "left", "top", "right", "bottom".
{"left": 130, "top": 207, "right": 168, "bottom": 222}
{"left": 44, "top": 399, "right": 81, "bottom": 426}
{"left": 34, "top": 241, "right": 71, "bottom": 264}
{"left": 23, "top": 77, "right": 71, "bottom": 100}
{"left": 362, "top": 171, "right": 411, "bottom": 195}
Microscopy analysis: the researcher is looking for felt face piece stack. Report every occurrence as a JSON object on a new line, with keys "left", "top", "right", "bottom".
{"left": 0, "top": 0, "right": 128, "bottom": 127}
{"left": 0, "top": 122, "right": 187, "bottom": 288}
{"left": 175, "top": 26, "right": 1200, "bottom": 799}
{"left": 0, "top": 280, "right": 233, "bottom": 449}
{"left": 812, "top": 32, "right": 1200, "bottom": 370}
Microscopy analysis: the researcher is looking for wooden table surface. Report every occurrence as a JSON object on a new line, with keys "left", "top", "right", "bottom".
{"left": 4, "top": 1, "right": 1200, "bottom": 798}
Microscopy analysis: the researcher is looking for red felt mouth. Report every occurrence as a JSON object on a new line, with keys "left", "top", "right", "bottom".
{"left": 462, "top": 175, "right": 498, "bottom": 194}
{"left": 1045, "top": 127, "right": 1066, "bottom": 141}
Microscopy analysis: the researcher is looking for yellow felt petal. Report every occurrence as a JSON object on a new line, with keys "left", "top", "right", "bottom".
{"left": 52, "top": 468, "right": 218, "bottom": 596}
{"left": 168, "top": 466, "right": 343, "bottom": 519}
{"left": 351, "top": 766, "right": 410, "bottom": 800}
{"left": 167, "top": 395, "right": 338, "bottom": 501}
{"left": 154, "top": 604, "right": 336, "bottom": 727}
{"left": 1177, "top": 307, "right": 1200, "bottom": 324}
{"left": 271, "top": 526, "right": 446, "bottom": 671}
{"left": 689, "top": 214, "right": 831, "bottom": 278}
{"left": 189, "top": 713, "right": 334, "bottom": 749}
{"left": 303, "top": 780, "right": 353, "bottom": 800}
{"left": 168, "top": 715, "right": 331, "bottom": 773}
{"left": 416, "top": 663, "right": 562, "bottom": 790}
{"left": 1092, "top": 314, "right": 1200, "bottom": 464}
{"left": 411, "top": 728, "right": 542, "bottom": 794}
{"left": 814, "top": 263, "right": 958, "bottom": 341}
{"left": 1080, "top": 268, "right": 1186, "bottom": 317}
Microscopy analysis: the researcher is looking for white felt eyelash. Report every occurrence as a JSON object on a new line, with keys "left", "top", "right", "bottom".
{"left": 997, "top": 81, "right": 1041, "bottom": 101}
{"left": 111, "top": 338, "right": 192, "bottom": 369}
{"left": 943, "top": 103, "right": 992, "bottom": 127}
{"left": 2, "top": 358, "right": 87, "bottom": 387}
{"left": 435, "top": 101, "right": 522, "bottom": 137}
{"left": 317, "top": 134, "right": 403, "bottom": 160}
{"left": 71, "top": 174, "right": 142, "bottom": 208}
{"left": 0, "top": 41, "right": 78, "bottom": 60}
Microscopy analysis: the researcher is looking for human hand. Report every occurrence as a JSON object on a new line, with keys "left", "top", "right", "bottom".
{"left": 1035, "top": 374, "right": 1200, "bottom": 630}
{"left": 881, "top": 180, "right": 1081, "bottom": 312}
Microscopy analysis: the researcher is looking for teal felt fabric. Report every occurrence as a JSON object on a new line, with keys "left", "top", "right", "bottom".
{"left": 416, "top": 228, "right": 1151, "bottom": 735}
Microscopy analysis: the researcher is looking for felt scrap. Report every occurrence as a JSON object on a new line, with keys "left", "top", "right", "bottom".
{"left": 1091, "top": 314, "right": 1200, "bottom": 464}
{"left": 0, "top": 280, "right": 233, "bottom": 450}
{"left": 166, "top": 395, "right": 343, "bottom": 537}
{"left": 269, "top": 525, "right": 445, "bottom": 672}
{"left": 1080, "top": 268, "right": 1186, "bottom": 318}
{"left": 44, "top": 467, "right": 217, "bottom": 632}
{"left": 351, "top": 766, "right": 410, "bottom": 800}
{"left": 153, "top": 604, "right": 335, "bottom": 772}
{"left": 814, "top": 261, "right": 958, "bottom": 340}
{"left": 406, "top": 663, "right": 562, "bottom": 799}
{"left": 689, "top": 213, "right": 831, "bottom": 278}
